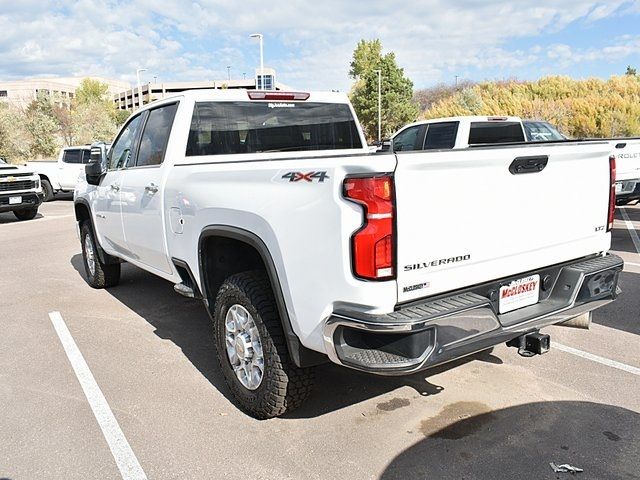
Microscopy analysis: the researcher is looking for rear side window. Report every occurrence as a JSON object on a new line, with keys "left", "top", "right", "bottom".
{"left": 62, "top": 149, "right": 82, "bottom": 164}
{"left": 423, "top": 122, "right": 458, "bottom": 150}
{"left": 186, "top": 101, "right": 362, "bottom": 156}
{"left": 136, "top": 103, "right": 179, "bottom": 167}
{"left": 468, "top": 122, "right": 525, "bottom": 145}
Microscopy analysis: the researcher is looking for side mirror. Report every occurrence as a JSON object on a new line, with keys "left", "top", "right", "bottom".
{"left": 85, "top": 142, "right": 108, "bottom": 186}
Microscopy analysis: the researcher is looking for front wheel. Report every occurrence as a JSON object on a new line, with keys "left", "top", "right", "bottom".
{"left": 80, "top": 222, "right": 120, "bottom": 288}
{"left": 41, "top": 178, "right": 54, "bottom": 202}
{"left": 13, "top": 208, "right": 38, "bottom": 221}
{"left": 213, "top": 271, "right": 314, "bottom": 419}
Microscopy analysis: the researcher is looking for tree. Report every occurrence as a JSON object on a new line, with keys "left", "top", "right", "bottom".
{"left": 422, "top": 75, "right": 640, "bottom": 139}
{"left": 24, "top": 93, "right": 59, "bottom": 158}
{"left": 349, "top": 39, "right": 419, "bottom": 141}
{"left": 69, "top": 78, "right": 121, "bottom": 144}
{"left": 626, "top": 65, "right": 637, "bottom": 76}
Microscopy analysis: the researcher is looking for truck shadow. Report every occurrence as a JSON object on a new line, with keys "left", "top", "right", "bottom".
{"left": 70, "top": 254, "right": 503, "bottom": 418}
{"left": 380, "top": 401, "right": 640, "bottom": 480}
{"left": 0, "top": 212, "right": 44, "bottom": 224}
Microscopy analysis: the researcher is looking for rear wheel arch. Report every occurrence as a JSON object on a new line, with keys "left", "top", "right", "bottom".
{"left": 198, "top": 226, "right": 326, "bottom": 368}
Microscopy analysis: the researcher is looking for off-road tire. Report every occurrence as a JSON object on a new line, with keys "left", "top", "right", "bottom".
{"left": 213, "top": 271, "right": 314, "bottom": 419}
{"left": 13, "top": 208, "right": 38, "bottom": 221}
{"left": 81, "top": 222, "right": 120, "bottom": 288}
{"left": 41, "top": 179, "right": 54, "bottom": 202}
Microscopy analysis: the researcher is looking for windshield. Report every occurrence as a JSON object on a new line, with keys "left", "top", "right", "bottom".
{"left": 186, "top": 101, "right": 363, "bottom": 155}
{"left": 523, "top": 121, "right": 566, "bottom": 142}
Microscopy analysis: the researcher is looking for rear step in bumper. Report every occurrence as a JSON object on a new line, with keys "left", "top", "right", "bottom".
{"left": 323, "top": 253, "right": 623, "bottom": 375}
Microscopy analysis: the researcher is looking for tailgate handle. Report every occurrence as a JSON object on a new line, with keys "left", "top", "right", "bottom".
{"left": 509, "top": 155, "right": 548, "bottom": 175}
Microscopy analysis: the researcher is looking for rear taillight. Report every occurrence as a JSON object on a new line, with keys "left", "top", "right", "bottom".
{"left": 608, "top": 155, "right": 616, "bottom": 231}
{"left": 343, "top": 175, "right": 395, "bottom": 280}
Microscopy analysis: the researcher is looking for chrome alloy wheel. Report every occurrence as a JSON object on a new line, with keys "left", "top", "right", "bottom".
{"left": 225, "top": 304, "right": 264, "bottom": 390}
{"left": 84, "top": 234, "right": 96, "bottom": 276}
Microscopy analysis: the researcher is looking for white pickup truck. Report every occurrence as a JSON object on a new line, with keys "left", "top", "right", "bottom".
{"left": 74, "top": 90, "right": 623, "bottom": 418}
{"left": 391, "top": 116, "right": 566, "bottom": 151}
{"left": 392, "top": 116, "right": 640, "bottom": 205}
{"left": 27, "top": 146, "right": 92, "bottom": 201}
{"left": 0, "top": 158, "right": 44, "bottom": 220}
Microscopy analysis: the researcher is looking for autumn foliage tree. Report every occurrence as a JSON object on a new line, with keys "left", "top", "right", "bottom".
{"left": 423, "top": 75, "right": 640, "bottom": 138}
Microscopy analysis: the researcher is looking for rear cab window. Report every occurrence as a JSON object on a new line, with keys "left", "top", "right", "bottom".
{"left": 186, "top": 101, "right": 362, "bottom": 156}
{"left": 468, "top": 122, "right": 525, "bottom": 145}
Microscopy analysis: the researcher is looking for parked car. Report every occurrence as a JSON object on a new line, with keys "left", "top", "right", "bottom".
{"left": 0, "top": 157, "right": 44, "bottom": 220}
{"left": 27, "top": 146, "right": 93, "bottom": 201}
{"left": 75, "top": 90, "right": 623, "bottom": 418}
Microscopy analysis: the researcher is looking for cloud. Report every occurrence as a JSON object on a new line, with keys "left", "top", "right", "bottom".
{"left": 0, "top": 0, "right": 638, "bottom": 91}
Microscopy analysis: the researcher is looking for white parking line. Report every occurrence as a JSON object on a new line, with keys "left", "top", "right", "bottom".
{"left": 619, "top": 208, "right": 640, "bottom": 255}
{"left": 555, "top": 342, "right": 640, "bottom": 377}
{"left": 48, "top": 311, "right": 147, "bottom": 480}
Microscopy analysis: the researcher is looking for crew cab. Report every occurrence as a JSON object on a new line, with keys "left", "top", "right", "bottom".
{"left": 74, "top": 90, "right": 623, "bottom": 418}
{"left": 28, "top": 146, "right": 92, "bottom": 201}
{"left": 391, "top": 116, "right": 569, "bottom": 152}
{"left": 0, "top": 157, "right": 43, "bottom": 220}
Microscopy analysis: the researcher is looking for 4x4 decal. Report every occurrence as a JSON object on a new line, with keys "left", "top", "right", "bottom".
{"left": 282, "top": 171, "right": 330, "bottom": 183}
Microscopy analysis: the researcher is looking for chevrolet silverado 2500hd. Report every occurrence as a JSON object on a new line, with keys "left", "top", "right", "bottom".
{"left": 0, "top": 158, "right": 43, "bottom": 220}
{"left": 28, "top": 146, "right": 92, "bottom": 201}
{"left": 74, "top": 90, "right": 623, "bottom": 418}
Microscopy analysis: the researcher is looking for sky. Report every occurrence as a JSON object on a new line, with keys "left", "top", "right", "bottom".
{"left": 1, "top": 0, "right": 640, "bottom": 92}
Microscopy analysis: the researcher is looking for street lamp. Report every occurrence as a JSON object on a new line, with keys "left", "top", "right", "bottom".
{"left": 373, "top": 69, "right": 382, "bottom": 142}
{"left": 136, "top": 68, "right": 147, "bottom": 110}
{"left": 249, "top": 33, "right": 264, "bottom": 90}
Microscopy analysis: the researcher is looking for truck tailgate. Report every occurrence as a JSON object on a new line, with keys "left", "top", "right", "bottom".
{"left": 394, "top": 143, "right": 613, "bottom": 303}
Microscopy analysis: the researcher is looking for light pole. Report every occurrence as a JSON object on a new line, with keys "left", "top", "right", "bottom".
{"left": 136, "top": 68, "right": 147, "bottom": 110}
{"left": 249, "top": 33, "right": 264, "bottom": 90}
{"left": 374, "top": 69, "right": 382, "bottom": 142}
{"left": 227, "top": 66, "right": 231, "bottom": 81}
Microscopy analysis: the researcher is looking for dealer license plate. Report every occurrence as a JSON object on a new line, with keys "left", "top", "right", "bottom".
{"left": 499, "top": 274, "right": 540, "bottom": 314}
{"left": 9, "top": 196, "right": 22, "bottom": 205}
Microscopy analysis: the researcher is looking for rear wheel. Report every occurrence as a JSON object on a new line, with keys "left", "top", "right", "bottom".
{"left": 213, "top": 271, "right": 314, "bottom": 419}
{"left": 41, "top": 178, "right": 54, "bottom": 202}
{"left": 81, "top": 222, "right": 120, "bottom": 288}
{"left": 13, "top": 208, "right": 38, "bottom": 221}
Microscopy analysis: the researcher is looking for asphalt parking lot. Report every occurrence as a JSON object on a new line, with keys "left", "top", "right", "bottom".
{"left": 1, "top": 199, "right": 639, "bottom": 480}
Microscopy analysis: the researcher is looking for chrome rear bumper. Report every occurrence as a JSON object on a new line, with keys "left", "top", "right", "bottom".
{"left": 323, "top": 254, "right": 623, "bottom": 375}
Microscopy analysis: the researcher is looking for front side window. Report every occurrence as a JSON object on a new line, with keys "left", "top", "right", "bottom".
{"left": 392, "top": 126, "right": 420, "bottom": 151}
{"left": 136, "top": 103, "right": 178, "bottom": 167}
{"left": 108, "top": 114, "right": 144, "bottom": 170}
{"left": 423, "top": 122, "right": 458, "bottom": 150}
{"left": 62, "top": 149, "right": 82, "bottom": 164}
{"left": 186, "top": 101, "right": 362, "bottom": 156}
{"left": 81, "top": 149, "right": 92, "bottom": 164}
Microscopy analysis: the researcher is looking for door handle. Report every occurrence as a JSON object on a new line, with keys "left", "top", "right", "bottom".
{"left": 145, "top": 183, "right": 159, "bottom": 194}
{"left": 110, "top": 184, "right": 120, "bottom": 191}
